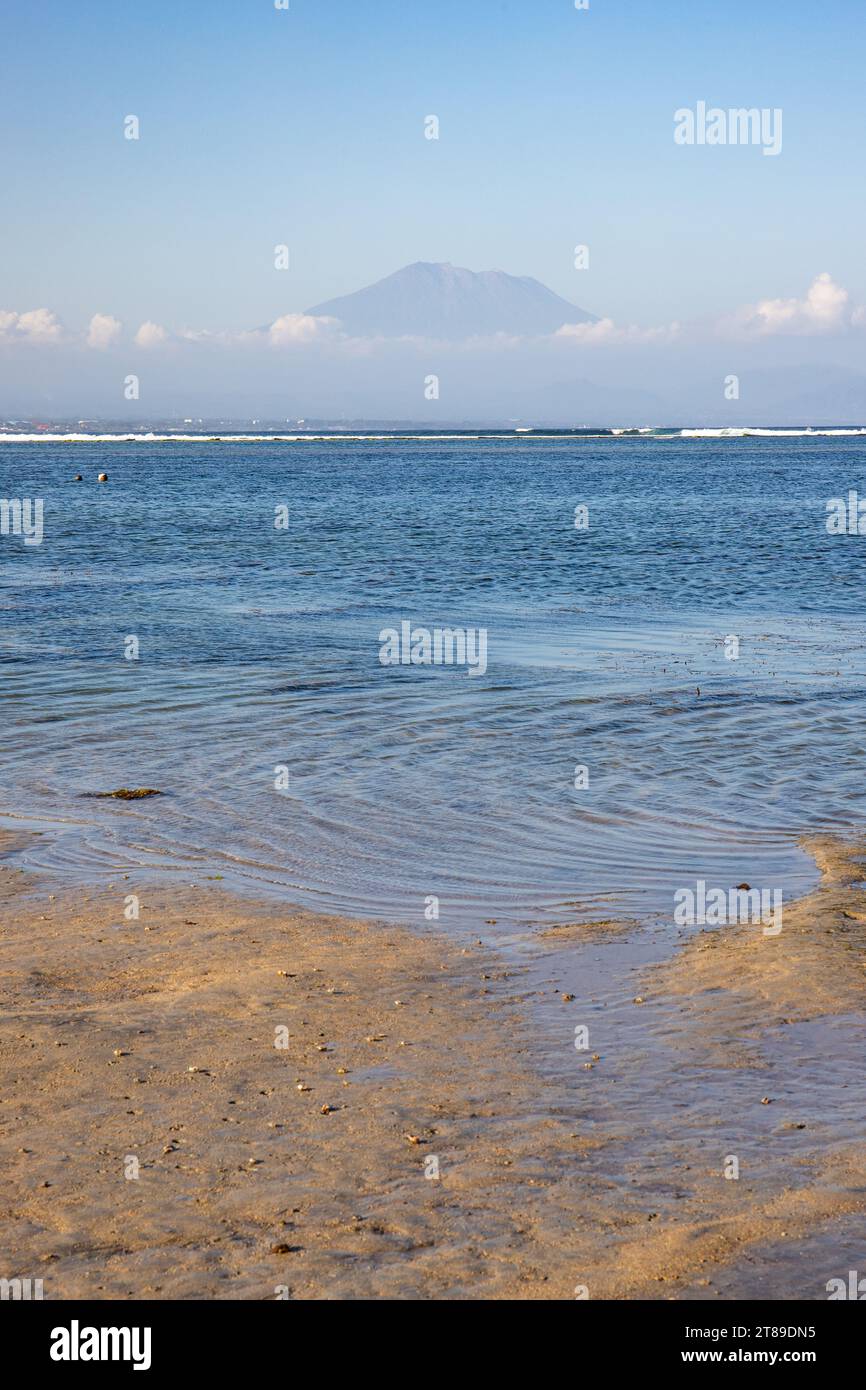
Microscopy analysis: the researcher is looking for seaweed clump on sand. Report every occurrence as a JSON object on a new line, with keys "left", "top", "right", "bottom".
{"left": 85, "top": 788, "right": 163, "bottom": 800}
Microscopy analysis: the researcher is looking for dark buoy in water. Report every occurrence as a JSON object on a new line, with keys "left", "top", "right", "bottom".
{"left": 97, "top": 472, "right": 108, "bottom": 483}
{"left": 73, "top": 474, "right": 83, "bottom": 481}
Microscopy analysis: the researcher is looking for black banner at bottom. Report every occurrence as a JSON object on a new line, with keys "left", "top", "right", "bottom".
{"left": 4, "top": 1295, "right": 861, "bottom": 1374}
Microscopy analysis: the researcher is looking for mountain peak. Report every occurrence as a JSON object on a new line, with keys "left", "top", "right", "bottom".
{"left": 305, "top": 262, "right": 597, "bottom": 339}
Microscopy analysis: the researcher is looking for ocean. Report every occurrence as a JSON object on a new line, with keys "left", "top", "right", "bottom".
{"left": 2, "top": 431, "right": 866, "bottom": 932}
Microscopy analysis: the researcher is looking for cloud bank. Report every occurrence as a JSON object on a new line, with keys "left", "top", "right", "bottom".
{"left": 1, "top": 276, "right": 863, "bottom": 365}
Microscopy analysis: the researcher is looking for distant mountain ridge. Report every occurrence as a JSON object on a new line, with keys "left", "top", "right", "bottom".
{"left": 305, "top": 261, "right": 597, "bottom": 339}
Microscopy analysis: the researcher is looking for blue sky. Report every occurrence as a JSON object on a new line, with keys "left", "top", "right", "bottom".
{"left": 2, "top": 0, "right": 864, "bottom": 330}
{"left": 2, "top": 0, "right": 865, "bottom": 422}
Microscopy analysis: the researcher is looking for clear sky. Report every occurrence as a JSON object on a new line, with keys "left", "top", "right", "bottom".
{"left": 1, "top": 0, "right": 865, "bottom": 421}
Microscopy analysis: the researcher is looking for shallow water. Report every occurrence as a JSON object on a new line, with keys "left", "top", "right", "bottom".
{"left": 2, "top": 434, "right": 866, "bottom": 929}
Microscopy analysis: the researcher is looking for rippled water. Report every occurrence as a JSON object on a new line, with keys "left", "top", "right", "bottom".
{"left": 2, "top": 434, "right": 866, "bottom": 929}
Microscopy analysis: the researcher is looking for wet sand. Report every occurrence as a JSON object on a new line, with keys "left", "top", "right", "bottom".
{"left": 2, "top": 830, "right": 865, "bottom": 1300}
{"left": 653, "top": 835, "right": 866, "bottom": 1031}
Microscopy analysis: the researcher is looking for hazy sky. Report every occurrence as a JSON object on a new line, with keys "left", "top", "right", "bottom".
{"left": 2, "top": 0, "right": 865, "bottom": 419}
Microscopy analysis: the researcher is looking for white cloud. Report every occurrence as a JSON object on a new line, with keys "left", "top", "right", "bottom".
{"left": 267, "top": 313, "right": 339, "bottom": 346}
{"left": 87, "top": 313, "right": 122, "bottom": 350}
{"left": 22, "top": 308, "right": 64, "bottom": 342}
{"left": 728, "top": 273, "right": 859, "bottom": 336}
{"left": 555, "top": 317, "right": 680, "bottom": 345}
{"left": 802, "top": 272, "right": 850, "bottom": 324}
{"left": 134, "top": 320, "right": 168, "bottom": 348}
{"left": 0, "top": 308, "right": 64, "bottom": 344}
{"left": 18, "top": 308, "right": 64, "bottom": 343}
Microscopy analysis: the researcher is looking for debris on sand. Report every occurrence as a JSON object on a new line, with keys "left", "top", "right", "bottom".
{"left": 85, "top": 788, "right": 163, "bottom": 800}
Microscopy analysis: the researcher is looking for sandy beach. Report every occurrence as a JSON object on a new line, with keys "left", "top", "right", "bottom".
{"left": 2, "top": 827, "right": 865, "bottom": 1300}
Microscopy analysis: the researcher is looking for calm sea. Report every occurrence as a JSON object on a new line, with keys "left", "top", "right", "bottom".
{"left": 2, "top": 433, "right": 866, "bottom": 930}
